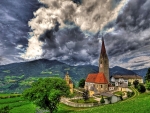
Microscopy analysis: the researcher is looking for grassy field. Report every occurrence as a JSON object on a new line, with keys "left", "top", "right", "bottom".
{"left": 69, "top": 92, "right": 150, "bottom": 113}
{"left": 0, "top": 91, "right": 150, "bottom": 113}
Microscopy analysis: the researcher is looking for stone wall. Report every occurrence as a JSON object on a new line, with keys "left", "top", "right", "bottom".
{"left": 61, "top": 95, "right": 121, "bottom": 108}
{"left": 61, "top": 98, "right": 99, "bottom": 107}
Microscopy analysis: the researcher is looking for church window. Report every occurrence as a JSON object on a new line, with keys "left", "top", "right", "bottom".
{"left": 100, "top": 60, "right": 102, "bottom": 64}
{"left": 101, "top": 85, "right": 103, "bottom": 88}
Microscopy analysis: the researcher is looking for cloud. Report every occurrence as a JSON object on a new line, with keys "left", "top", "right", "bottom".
{"left": 105, "top": 0, "right": 150, "bottom": 69}
{"left": 1, "top": 0, "right": 150, "bottom": 70}
{"left": 22, "top": 0, "right": 127, "bottom": 62}
{"left": 0, "top": 0, "right": 40, "bottom": 64}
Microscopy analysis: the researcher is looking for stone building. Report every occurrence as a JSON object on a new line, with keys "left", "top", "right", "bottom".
{"left": 85, "top": 38, "right": 109, "bottom": 96}
{"left": 64, "top": 72, "right": 73, "bottom": 94}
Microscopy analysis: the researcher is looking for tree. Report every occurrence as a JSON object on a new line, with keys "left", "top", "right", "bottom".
{"left": 133, "top": 80, "right": 139, "bottom": 88}
{"left": 145, "top": 68, "right": 150, "bottom": 82}
{"left": 100, "top": 95, "right": 105, "bottom": 104}
{"left": 145, "top": 81, "right": 150, "bottom": 91}
{"left": 78, "top": 79, "right": 85, "bottom": 88}
{"left": 137, "top": 84, "right": 146, "bottom": 93}
{"left": 23, "top": 77, "right": 70, "bottom": 113}
{"left": 82, "top": 89, "right": 89, "bottom": 102}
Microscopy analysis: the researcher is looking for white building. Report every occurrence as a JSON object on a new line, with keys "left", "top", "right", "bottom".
{"left": 111, "top": 75, "right": 143, "bottom": 86}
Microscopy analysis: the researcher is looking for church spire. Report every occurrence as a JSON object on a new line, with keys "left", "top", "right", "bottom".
{"left": 100, "top": 37, "right": 106, "bottom": 57}
{"left": 99, "top": 36, "right": 109, "bottom": 82}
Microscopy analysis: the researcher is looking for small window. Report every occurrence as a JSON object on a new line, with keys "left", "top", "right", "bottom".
{"left": 100, "top": 60, "right": 102, "bottom": 64}
{"left": 101, "top": 85, "right": 103, "bottom": 88}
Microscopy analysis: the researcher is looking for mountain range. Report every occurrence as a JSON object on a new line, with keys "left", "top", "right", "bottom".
{"left": 0, "top": 59, "right": 148, "bottom": 93}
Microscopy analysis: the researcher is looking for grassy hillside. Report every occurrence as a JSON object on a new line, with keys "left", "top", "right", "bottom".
{"left": 0, "top": 59, "right": 98, "bottom": 93}
{"left": 0, "top": 59, "right": 145, "bottom": 93}
{"left": 69, "top": 92, "right": 150, "bottom": 113}
{"left": 0, "top": 91, "right": 150, "bottom": 113}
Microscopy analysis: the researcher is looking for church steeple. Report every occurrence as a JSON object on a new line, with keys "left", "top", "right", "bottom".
{"left": 99, "top": 37, "right": 109, "bottom": 82}
{"left": 100, "top": 37, "right": 107, "bottom": 57}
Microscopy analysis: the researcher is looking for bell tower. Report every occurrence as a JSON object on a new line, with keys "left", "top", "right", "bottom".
{"left": 99, "top": 37, "right": 109, "bottom": 82}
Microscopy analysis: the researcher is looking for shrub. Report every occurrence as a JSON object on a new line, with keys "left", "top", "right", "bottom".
{"left": 82, "top": 90, "right": 89, "bottom": 102}
{"left": 100, "top": 96, "right": 105, "bottom": 104}
{"left": 137, "top": 84, "right": 146, "bottom": 93}
{"left": 133, "top": 80, "right": 139, "bottom": 88}
{"left": 120, "top": 94, "right": 123, "bottom": 100}
{"left": 127, "top": 91, "right": 134, "bottom": 97}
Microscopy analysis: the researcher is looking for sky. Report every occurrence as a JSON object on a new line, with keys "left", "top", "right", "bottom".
{"left": 0, "top": 0, "right": 150, "bottom": 70}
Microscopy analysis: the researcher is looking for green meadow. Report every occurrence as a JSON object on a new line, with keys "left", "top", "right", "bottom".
{"left": 0, "top": 91, "right": 150, "bottom": 113}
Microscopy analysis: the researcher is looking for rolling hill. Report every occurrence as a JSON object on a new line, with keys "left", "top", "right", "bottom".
{"left": 0, "top": 59, "right": 147, "bottom": 93}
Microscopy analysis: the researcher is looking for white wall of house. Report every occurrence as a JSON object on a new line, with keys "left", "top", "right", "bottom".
{"left": 115, "top": 82, "right": 119, "bottom": 86}
{"left": 111, "top": 77, "right": 129, "bottom": 86}
{"left": 85, "top": 82, "right": 94, "bottom": 90}
{"left": 118, "top": 78, "right": 124, "bottom": 82}
{"left": 111, "top": 77, "right": 115, "bottom": 82}
{"left": 109, "top": 87, "right": 115, "bottom": 91}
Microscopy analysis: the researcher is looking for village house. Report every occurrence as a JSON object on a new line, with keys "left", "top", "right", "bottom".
{"left": 110, "top": 75, "right": 143, "bottom": 86}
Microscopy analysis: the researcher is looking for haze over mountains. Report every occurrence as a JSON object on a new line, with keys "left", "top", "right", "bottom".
{"left": 0, "top": 59, "right": 148, "bottom": 93}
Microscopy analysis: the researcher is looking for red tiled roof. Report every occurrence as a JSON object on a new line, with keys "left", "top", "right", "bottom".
{"left": 85, "top": 72, "right": 108, "bottom": 84}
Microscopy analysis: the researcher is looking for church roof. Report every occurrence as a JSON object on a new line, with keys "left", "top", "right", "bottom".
{"left": 85, "top": 72, "right": 108, "bottom": 84}
{"left": 100, "top": 38, "right": 107, "bottom": 57}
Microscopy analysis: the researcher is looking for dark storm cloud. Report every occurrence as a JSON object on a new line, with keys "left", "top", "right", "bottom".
{"left": 105, "top": 0, "right": 150, "bottom": 69}
{"left": 116, "top": 0, "right": 150, "bottom": 31}
{"left": 105, "top": 0, "right": 150, "bottom": 56}
{"left": 43, "top": 26, "right": 100, "bottom": 65}
{"left": 0, "top": 0, "right": 40, "bottom": 64}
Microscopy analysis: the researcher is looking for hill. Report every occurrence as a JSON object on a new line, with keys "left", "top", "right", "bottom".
{"left": 109, "top": 66, "right": 136, "bottom": 76}
{"left": 0, "top": 59, "right": 98, "bottom": 93}
{"left": 133, "top": 68, "right": 148, "bottom": 77}
{"left": 0, "top": 59, "right": 146, "bottom": 93}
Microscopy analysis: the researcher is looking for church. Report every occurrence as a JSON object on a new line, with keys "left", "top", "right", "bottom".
{"left": 84, "top": 38, "right": 110, "bottom": 96}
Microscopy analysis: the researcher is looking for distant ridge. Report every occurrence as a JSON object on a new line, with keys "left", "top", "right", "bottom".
{"left": 0, "top": 59, "right": 147, "bottom": 93}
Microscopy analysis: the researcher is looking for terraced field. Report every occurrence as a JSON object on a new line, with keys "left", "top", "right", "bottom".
{"left": 0, "top": 90, "right": 150, "bottom": 113}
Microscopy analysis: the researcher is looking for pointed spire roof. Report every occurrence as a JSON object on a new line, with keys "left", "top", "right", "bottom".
{"left": 100, "top": 37, "right": 107, "bottom": 57}
{"left": 66, "top": 71, "right": 69, "bottom": 75}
